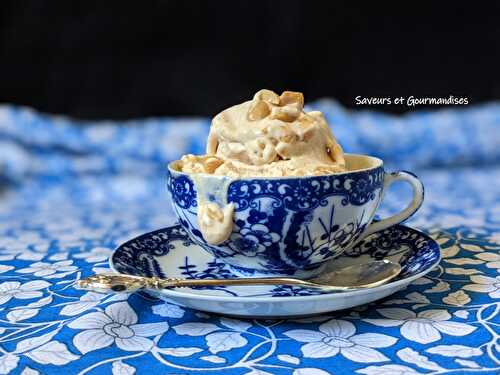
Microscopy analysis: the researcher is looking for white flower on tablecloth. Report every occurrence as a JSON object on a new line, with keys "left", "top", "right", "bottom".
{"left": 0, "top": 280, "right": 50, "bottom": 305}
{"left": 364, "top": 308, "right": 477, "bottom": 344}
{"left": 112, "top": 360, "right": 136, "bottom": 375}
{"left": 0, "top": 235, "right": 50, "bottom": 261}
{"left": 152, "top": 302, "right": 185, "bottom": 319}
{"left": 463, "top": 275, "right": 500, "bottom": 298}
{"left": 0, "top": 353, "right": 19, "bottom": 374}
{"left": 284, "top": 319, "right": 397, "bottom": 362}
{"left": 68, "top": 302, "right": 168, "bottom": 354}
{"left": 487, "top": 231, "right": 500, "bottom": 244}
{"left": 473, "top": 253, "right": 500, "bottom": 269}
{"left": 20, "top": 366, "right": 40, "bottom": 375}
{"left": 16, "top": 260, "right": 78, "bottom": 278}
{"left": 0, "top": 265, "right": 13, "bottom": 273}
{"left": 60, "top": 292, "right": 106, "bottom": 316}
{"left": 0, "top": 232, "right": 46, "bottom": 249}
{"left": 55, "top": 227, "right": 108, "bottom": 245}
{"left": 73, "top": 247, "right": 113, "bottom": 263}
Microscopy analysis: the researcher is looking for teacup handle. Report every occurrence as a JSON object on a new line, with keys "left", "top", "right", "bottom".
{"left": 354, "top": 171, "right": 424, "bottom": 244}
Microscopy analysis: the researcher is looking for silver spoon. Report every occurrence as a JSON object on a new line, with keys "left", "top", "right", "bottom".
{"left": 76, "top": 260, "right": 401, "bottom": 294}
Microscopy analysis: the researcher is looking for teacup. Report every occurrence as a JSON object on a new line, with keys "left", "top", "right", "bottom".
{"left": 167, "top": 154, "right": 424, "bottom": 279}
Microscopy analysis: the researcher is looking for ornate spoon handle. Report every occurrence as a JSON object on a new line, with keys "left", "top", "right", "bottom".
{"left": 77, "top": 273, "right": 353, "bottom": 293}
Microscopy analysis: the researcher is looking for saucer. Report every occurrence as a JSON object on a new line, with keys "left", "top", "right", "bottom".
{"left": 110, "top": 224, "right": 440, "bottom": 317}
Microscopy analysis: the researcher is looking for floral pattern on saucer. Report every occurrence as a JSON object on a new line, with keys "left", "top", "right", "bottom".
{"left": 111, "top": 223, "right": 440, "bottom": 298}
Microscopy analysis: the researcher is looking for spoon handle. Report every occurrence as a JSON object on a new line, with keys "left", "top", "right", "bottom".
{"left": 77, "top": 273, "right": 353, "bottom": 293}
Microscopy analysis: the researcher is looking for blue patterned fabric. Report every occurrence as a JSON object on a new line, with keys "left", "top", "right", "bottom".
{"left": 0, "top": 102, "right": 499, "bottom": 374}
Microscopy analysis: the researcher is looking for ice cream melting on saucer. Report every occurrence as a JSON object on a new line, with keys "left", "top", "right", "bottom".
{"left": 176, "top": 89, "right": 346, "bottom": 244}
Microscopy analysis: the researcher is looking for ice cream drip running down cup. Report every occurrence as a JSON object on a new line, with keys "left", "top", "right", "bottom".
{"left": 167, "top": 90, "right": 424, "bottom": 278}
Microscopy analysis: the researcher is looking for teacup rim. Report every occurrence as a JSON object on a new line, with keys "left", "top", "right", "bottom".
{"left": 167, "top": 153, "right": 384, "bottom": 180}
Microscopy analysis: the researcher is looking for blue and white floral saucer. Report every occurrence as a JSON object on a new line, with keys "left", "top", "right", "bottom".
{"left": 110, "top": 224, "right": 440, "bottom": 317}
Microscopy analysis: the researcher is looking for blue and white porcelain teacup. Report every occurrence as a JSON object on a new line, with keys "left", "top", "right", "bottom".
{"left": 167, "top": 154, "right": 424, "bottom": 279}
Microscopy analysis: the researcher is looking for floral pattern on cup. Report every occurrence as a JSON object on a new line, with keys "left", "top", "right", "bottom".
{"left": 168, "top": 165, "right": 386, "bottom": 277}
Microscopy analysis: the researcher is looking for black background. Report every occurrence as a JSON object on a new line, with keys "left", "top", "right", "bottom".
{"left": 1, "top": 1, "right": 499, "bottom": 119}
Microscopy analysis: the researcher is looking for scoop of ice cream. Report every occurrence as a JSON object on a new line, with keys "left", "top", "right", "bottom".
{"left": 180, "top": 89, "right": 346, "bottom": 177}
{"left": 175, "top": 89, "right": 347, "bottom": 245}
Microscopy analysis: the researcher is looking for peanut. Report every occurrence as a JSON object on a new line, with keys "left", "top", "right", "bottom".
{"left": 313, "top": 166, "right": 335, "bottom": 175}
{"left": 253, "top": 89, "right": 280, "bottom": 105}
{"left": 279, "top": 91, "right": 304, "bottom": 109}
{"left": 204, "top": 157, "right": 223, "bottom": 173}
{"left": 279, "top": 133, "right": 298, "bottom": 143}
{"left": 246, "top": 138, "right": 278, "bottom": 165}
{"left": 269, "top": 106, "right": 301, "bottom": 122}
{"left": 248, "top": 101, "right": 271, "bottom": 121}
{"left": 326, "top": 139, "right": 346, "bottom": 168}
{"left": 275, "top": 142, "right": 292, "bottom": 159}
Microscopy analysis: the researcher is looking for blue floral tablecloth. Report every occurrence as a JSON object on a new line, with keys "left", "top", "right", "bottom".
{"left": 0, "top": 102, "right": 499, "bottom": 375}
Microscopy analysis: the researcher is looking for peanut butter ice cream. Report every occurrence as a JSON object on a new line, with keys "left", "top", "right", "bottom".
{"left": 173, "top": 89, "right": 346, "bottom": 245}
{"left": 179, "top": 89, "right": 346, "bottom": 177}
